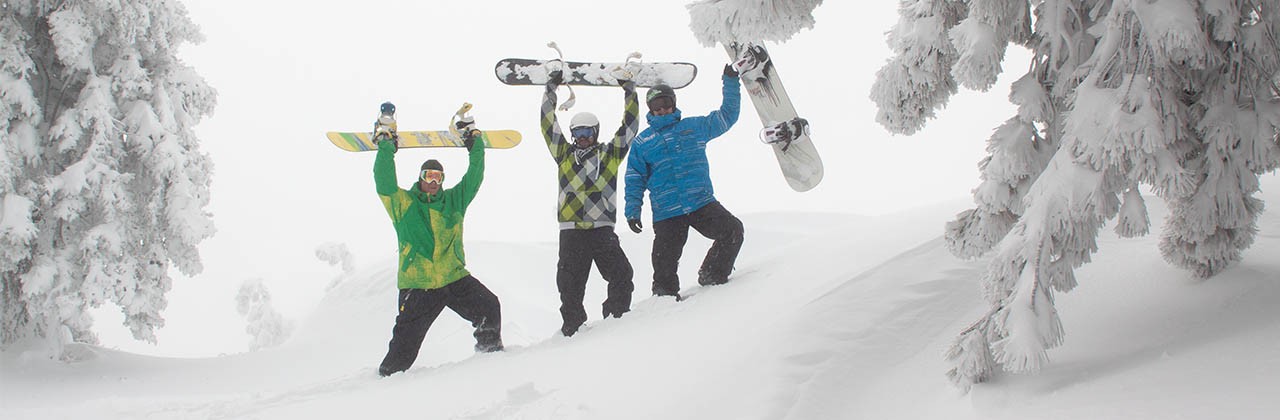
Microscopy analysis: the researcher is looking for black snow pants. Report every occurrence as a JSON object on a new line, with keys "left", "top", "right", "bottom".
{"left": 651, "top": 201, "right": 744, "bottom": 296}
{"left": 557, "top": 226, "right": 634, "bottom": 336}
{"left": 378, "top": 275, "right": 502, "bottom": 377}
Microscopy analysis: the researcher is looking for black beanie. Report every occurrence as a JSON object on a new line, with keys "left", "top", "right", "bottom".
{"left": 421, "top": 159, "right": 443, "bottom": 172}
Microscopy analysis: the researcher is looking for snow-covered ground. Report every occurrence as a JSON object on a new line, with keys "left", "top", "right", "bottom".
{"left": 2, "top": 186, "right": 1278, "bottom": 419}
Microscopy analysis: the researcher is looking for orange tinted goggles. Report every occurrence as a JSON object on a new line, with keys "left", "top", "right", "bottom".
{"left": 421, "top": 169, "right": 444, "bottom": 184}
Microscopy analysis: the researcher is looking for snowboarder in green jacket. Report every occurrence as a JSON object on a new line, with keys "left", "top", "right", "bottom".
{"left": 373, "top": 114, "right": 502, "bottom": 377}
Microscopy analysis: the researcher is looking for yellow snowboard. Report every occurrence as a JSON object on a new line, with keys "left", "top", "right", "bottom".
{"left": 326, "top": 130, "right": 522, "bottom": 152}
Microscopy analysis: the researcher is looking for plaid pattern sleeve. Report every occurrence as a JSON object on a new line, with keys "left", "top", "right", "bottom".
{"left": 541, "top": 84, "right": 570, "bottom": 161}
{"left": 606, "top": 81, "right": 639, "bottom": 157}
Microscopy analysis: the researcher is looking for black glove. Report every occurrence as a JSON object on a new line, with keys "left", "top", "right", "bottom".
{"left": 456, "top": 119, "right": 479, "bottom": 150}
{"left": 548, "top": 69, "right": 564, "bottom": 86}
{"left": 627, "top": 218, "right": 643, "bottom": 234}
{"left": 723, "top": 63, "right": 739, "bottom": 78}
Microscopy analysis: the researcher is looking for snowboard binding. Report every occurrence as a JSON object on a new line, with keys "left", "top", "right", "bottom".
{"left": 759, "top": 117, "right": 809, "bottom": 152}
{"left": 610, "top": 51, "right": 643, "bottom": 83}
{"left": 547, "top": 42, "right": 577, "bottom": 111}
{"left": 732, "top": 43, "right": 770, "bottom": 81}
{"left": 449, "top": 102, "right": 480, "bottom": 140}
{"left": 373, "top": 101, "right": 398, "bottom": 142}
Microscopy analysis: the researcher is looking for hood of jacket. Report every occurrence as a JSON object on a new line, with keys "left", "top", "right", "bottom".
{"left": 645, "top": 109, "right": 683, "bottom": 130}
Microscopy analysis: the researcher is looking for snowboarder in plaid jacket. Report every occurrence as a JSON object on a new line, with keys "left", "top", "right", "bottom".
{"left": 541, "top": 69, "right": 639, "bottom": 337}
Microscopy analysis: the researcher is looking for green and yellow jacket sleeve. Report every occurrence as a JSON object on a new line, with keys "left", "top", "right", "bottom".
{"left": 445, "top": 139, "right": 485, "bottom": 209}
{"left": 374, "top": 140, "right": 410, "bottom": 221}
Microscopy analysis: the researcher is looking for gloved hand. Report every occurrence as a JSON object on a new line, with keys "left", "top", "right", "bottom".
{"left": 627, "top": 218, "right": 643, "bottom": 234}
{"left": 456, "top": 118, "right": 479, "bottom": 150}
{"left": 723, "top": 63, "right": 739, "bottom": 78}
{"left": 548, "top": 69, "right": 564, "bottom": 86}
{"left": 377, "top": 136, "right": 398, "bottom": 152}
{"left": 374, "top": 127, "right": 398, "bottom": 152}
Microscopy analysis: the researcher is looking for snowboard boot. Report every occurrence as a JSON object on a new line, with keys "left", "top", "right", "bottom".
{"left": 602, "top": 307, "right": 628, "bottom": 319}
{"left": 561, "top": 322, "right": 581, "bottom": 337}
{"left": 474, "top": 326, "right": 504, "bottom": 353}
{"left": 653, "top": 287, "right": 682, "bottom": 301}
{"left": 697, "top": 269, "right": 729, "bottom": 286}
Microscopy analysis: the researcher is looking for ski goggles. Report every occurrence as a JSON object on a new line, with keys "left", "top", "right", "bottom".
{"left": 647, "top": 96, "right": 675, "bottom": 113}
{"left": 420, "top": 169, "right": 444, "bottom": 184}
{"left": 570, "top": 126, "right": 597, "bottom": 139}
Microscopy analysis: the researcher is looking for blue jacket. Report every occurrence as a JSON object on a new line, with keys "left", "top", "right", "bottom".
{"left": 625, "top": 74, "right": 741, "bottom": 223}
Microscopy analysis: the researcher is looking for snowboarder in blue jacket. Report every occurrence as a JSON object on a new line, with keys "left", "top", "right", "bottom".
{"left": 624, "top": 64, "right": 745, "bottom": 299}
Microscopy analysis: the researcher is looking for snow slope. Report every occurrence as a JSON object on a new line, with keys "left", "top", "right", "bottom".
{"left": 2, "top": 186, "right": 1278, "bottom": 419}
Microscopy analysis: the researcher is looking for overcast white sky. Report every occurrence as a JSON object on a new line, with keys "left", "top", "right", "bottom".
{"left": 95, "top": 0, "right": 1032, "bottom": 356}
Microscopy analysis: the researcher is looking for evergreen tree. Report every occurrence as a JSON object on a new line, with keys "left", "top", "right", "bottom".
{"left": 235, "top": 278, "right": 293, "bottom": 351}
{"left": 0, "top": 0, "right": 216, "bottom": 358}
{"left": 873, "top": 0, "right": 1279, "bottom": 390}
{"left": 687, "top": 0, "right": 824, "bottom": 46}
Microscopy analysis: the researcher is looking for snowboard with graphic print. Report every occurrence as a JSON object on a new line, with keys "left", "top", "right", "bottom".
{"left": 495, "top": 58, "right": 697, "bottom": 88}
{"left": 726, "top": 42, "right": 823, "bottom": 192}
{"left": 326, "top": 130, "right": 521, "bottom": 152}
{"left": 326, "top": 102, "right": 521, "bottom": 152}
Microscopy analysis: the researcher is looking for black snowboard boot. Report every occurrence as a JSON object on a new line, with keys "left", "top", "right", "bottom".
{"left": 697, "top": 269, "right": 729, "bottom": 286}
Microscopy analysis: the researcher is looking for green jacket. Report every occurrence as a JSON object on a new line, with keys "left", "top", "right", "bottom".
{"left": 374, "top": 139, "right": 484, "bottom": 290}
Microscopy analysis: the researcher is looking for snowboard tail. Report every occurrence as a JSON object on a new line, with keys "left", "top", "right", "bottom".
{"left": 725, "top": 42, "right": 823, "bottom": 192}
{"left": 326, "top": 130, "right": 521, "bottom": 152}
{"left": 496, "top": 59, "right": 697, "bottom": 88}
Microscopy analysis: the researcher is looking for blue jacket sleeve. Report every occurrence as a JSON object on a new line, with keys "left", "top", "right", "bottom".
{"left": 701, "top": 74, "right": 741, "bottom": 141}
{"left": 624, "top": 143, "right": 648, "bottom": 221}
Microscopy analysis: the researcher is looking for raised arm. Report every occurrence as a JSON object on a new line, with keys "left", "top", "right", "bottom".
{"left": 373, "top": 140, "right": 409, "bottom": 220}
{"left": 373, "top": 140, "right": 399, "bottom": 195}
{"left": 702, "top": 71, "right": 742, "bottom": 140}
{"left": 541, "top": 77, "right": 570, "bottom": 161}
{"left": 452, "top": 135, "right": 486, "bottom": 210}
{"left": 607, "top": 80, "right": 639, "bottom": 156}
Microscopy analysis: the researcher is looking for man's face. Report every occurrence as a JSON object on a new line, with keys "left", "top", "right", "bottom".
{"left": 571, "top": 126, "right": 596, "bottom": 149}
{"left": 420, "top": 169, "right": 443, "bottom": 194}
{"left": 648, "top": 96, "right": 675, "bottom": 116}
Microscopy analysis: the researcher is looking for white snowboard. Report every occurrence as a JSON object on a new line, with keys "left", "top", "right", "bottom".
{"left": 725, "top": 42, "right": 823, "bottom": 192}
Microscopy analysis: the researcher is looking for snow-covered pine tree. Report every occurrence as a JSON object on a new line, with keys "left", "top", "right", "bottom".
{"left": 687, "top": 0, "right": 824, "bottom": 46}
{"left": 315, "top": 242, "right": 354, "bottom": 291}
{"left": 1158, "top": 2, "right": 1280, "bottom": 277}
{"left": 0, "top": 1, "right": 216, "bottom": 358}
{"left": 315, "top": 242, "right": 354, "bottom": 274}
{"left": 874, "top": 0, "right": 1280, "bottom": 390}
{"left": 235, "top": 278, "right": 293, "bottom": 351}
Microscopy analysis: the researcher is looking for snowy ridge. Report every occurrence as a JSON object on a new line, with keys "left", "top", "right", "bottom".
{"left": 2, "top": 192, "right": 1278, "bottom": 418}
{"left": 687, "top": 0, "right": 823, "bottom": 47}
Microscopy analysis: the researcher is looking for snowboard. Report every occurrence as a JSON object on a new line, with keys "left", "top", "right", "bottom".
{"left": 327, "top": 102, "right": 521, "bottom": 152}
{"left": 325, "top": 130, "right": 521, "bottom": 152}
{"left": 725, "top": 42, "right": 823, "bottom": 192}
{"left": 495, "top": 58, "right": 697, "bottom": 89}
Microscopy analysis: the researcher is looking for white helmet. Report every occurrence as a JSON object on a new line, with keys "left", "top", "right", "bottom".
{"left": 569, "top": 112, "right": 599, "bottom": 129}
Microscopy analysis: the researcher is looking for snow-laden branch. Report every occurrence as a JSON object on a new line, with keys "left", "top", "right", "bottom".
{"left": 687, "top": 0, "right": 823, "bottom": 46}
